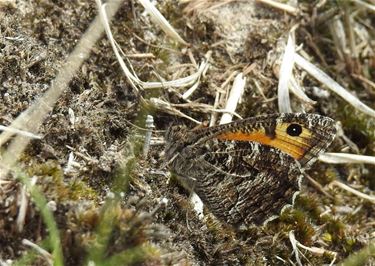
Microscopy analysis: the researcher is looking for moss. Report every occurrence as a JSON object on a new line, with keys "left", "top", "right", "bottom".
{"left": 337, "top": 102, "right": 375, "bottom": 146}
{"left": 344, "top": 236, "right": 357, "bottom": 253}
{"left": 13, "top": 251, "right": 43, "bottom": 266}
{"left": 27, "top": 160, "right": 69, "bottom": 201}
{"left": 341, "top": 241, "right": 375, "bottom": 266}
{"left": 324, "top": 218, "right": 346, "bottom": 245}
{"left": 27, "top": 160, "right": 64, "bottom": 180}
{"left": 322, "top": 232, "right": 333, "bottom": 244}
{"left": 83, "top": 198, "right": 161, "bottom": 265}
{"left": 294, "top": 194, "right": 323, "bottom": 222}
{"left": 76, "top": 208, "right": 100, "bottom": 231}
{"left": 26, "top": 160, "right": 98, "bottom": 203}
{"left": 324, "top": 167, "right": 342, "bottom": 184}
{"left": 279, "top": 208, "right": 315, "bottom": 245}
{"left": 68, "top": 180, "right": 97, "bottom": 201}
{"left": 104, "top": 244, "right": 161, "bottom": 266}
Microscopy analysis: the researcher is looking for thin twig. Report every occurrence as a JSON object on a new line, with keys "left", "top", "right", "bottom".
{"left": 305, "top": 174, "right": 333, "bottom": 199}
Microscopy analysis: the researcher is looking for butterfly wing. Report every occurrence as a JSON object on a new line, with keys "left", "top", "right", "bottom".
{"left": 165, "top": 113, "right": 336, "bottom": 226}
{"left": 199, "top": 139, "right": 302, "bottom": 225}
{"left": 190, "top": 113, "right": 336, "bottom": 168}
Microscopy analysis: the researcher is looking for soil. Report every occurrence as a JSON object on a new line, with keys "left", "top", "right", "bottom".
{"left": 0, "top": 0, "right": 374, "bottom": 265}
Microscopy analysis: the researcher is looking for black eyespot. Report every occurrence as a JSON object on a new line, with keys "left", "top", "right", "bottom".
{"left": 286, "top": 123, "right": 302, "bottom": 136}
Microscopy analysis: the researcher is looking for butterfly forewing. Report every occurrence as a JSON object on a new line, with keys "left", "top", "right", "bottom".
{"left": 189, "top": 113, "right": 336, "bottom": 168}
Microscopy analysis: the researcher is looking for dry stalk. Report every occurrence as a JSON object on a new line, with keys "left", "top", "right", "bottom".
{"left": 277, "top": 34, "right": 316, "bottom": 109}
{"left": 329, "top": 16, "right": 347, "bottom": 61}
{"left": 16, "top": 185, "right": 28, "bottom": 232}
{"left": 305, "top": 174, "right": 333, "bottom": 199}
{"left": 210, "top": 90, "right": 221, "bottom": 127}
{"left": 210, "top": 70, "right": 240, "bottom": 126}
{"left": 289, "top": 77, "right": 316, "bottom": 105}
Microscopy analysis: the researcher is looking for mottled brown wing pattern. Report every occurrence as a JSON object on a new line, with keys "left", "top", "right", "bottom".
{"left": 165, "top": 113, "right": 336, "bottom": 226}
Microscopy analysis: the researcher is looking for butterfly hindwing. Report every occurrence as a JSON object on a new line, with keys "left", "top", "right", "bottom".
{"left": 199, "top": 139, "right": 301, "bottom": 225}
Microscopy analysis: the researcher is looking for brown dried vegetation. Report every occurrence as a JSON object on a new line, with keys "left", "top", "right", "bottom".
{"left": 0, "top": 0, "right": 374, "bottom": 265}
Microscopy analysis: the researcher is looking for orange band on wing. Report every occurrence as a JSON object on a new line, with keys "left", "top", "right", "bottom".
{"left": 217, "top": 131, "right": 270, "bottom": 142}
{"left": 216, "top": 130, "right": 308, "bottom": 160}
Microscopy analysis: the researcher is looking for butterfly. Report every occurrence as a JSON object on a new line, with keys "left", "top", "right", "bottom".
{"left": 164, "top": 113, "right": 336, "bottom": 226}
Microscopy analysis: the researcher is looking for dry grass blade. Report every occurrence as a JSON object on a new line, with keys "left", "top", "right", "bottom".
{"left": 22, "top": 239, "right": 53, "bottom": 266}
{"left": 210, "top": 71, "right": 239, "bottom": 126}
{"left": 220, "top": 73, "right": 246, "bottom": 124}
{"left": 319, "top": 153, "right": 375, "bottom": 165}
{"left": 149, "top": 98, "right": 202, "bottom": 124}
{"left": 289, "top": 77, "right": 316, "bottom": 105}
{"left": 0, "top": 0, "right": 124, "bottom": 178}
{"left": 138, "top": 0, "right": 188, "bottom": 45}
{"left": 182, "top": 53, "right": 211, "bottom": 99}
{"left": 294, "top": 53, "right": 375, "bottom": 117}
{"left": 97, "top": 0, "right": 208, "bottom": 90}
{"left": 97, "top": 0, "right": 140, "bottom": 93}
{"left": 0, "top": 125, "right": 42, "bottom": 140}
{"left": 289, "top": 230, "right": 303, "bottom": 266}
{"left": 329, "top": 17, "right": 347, "bottom": 61}
{"left": 278, "top": 35, "right": 294, "bottom": 113}
{"left": 352, "top": 0, "right": 375, "bottom": 12}
{"left": 16, "top": 184, "right": 28, "bottom": 232}
{"left": 256, "top": 0, "right": 298, "bottom": 16}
